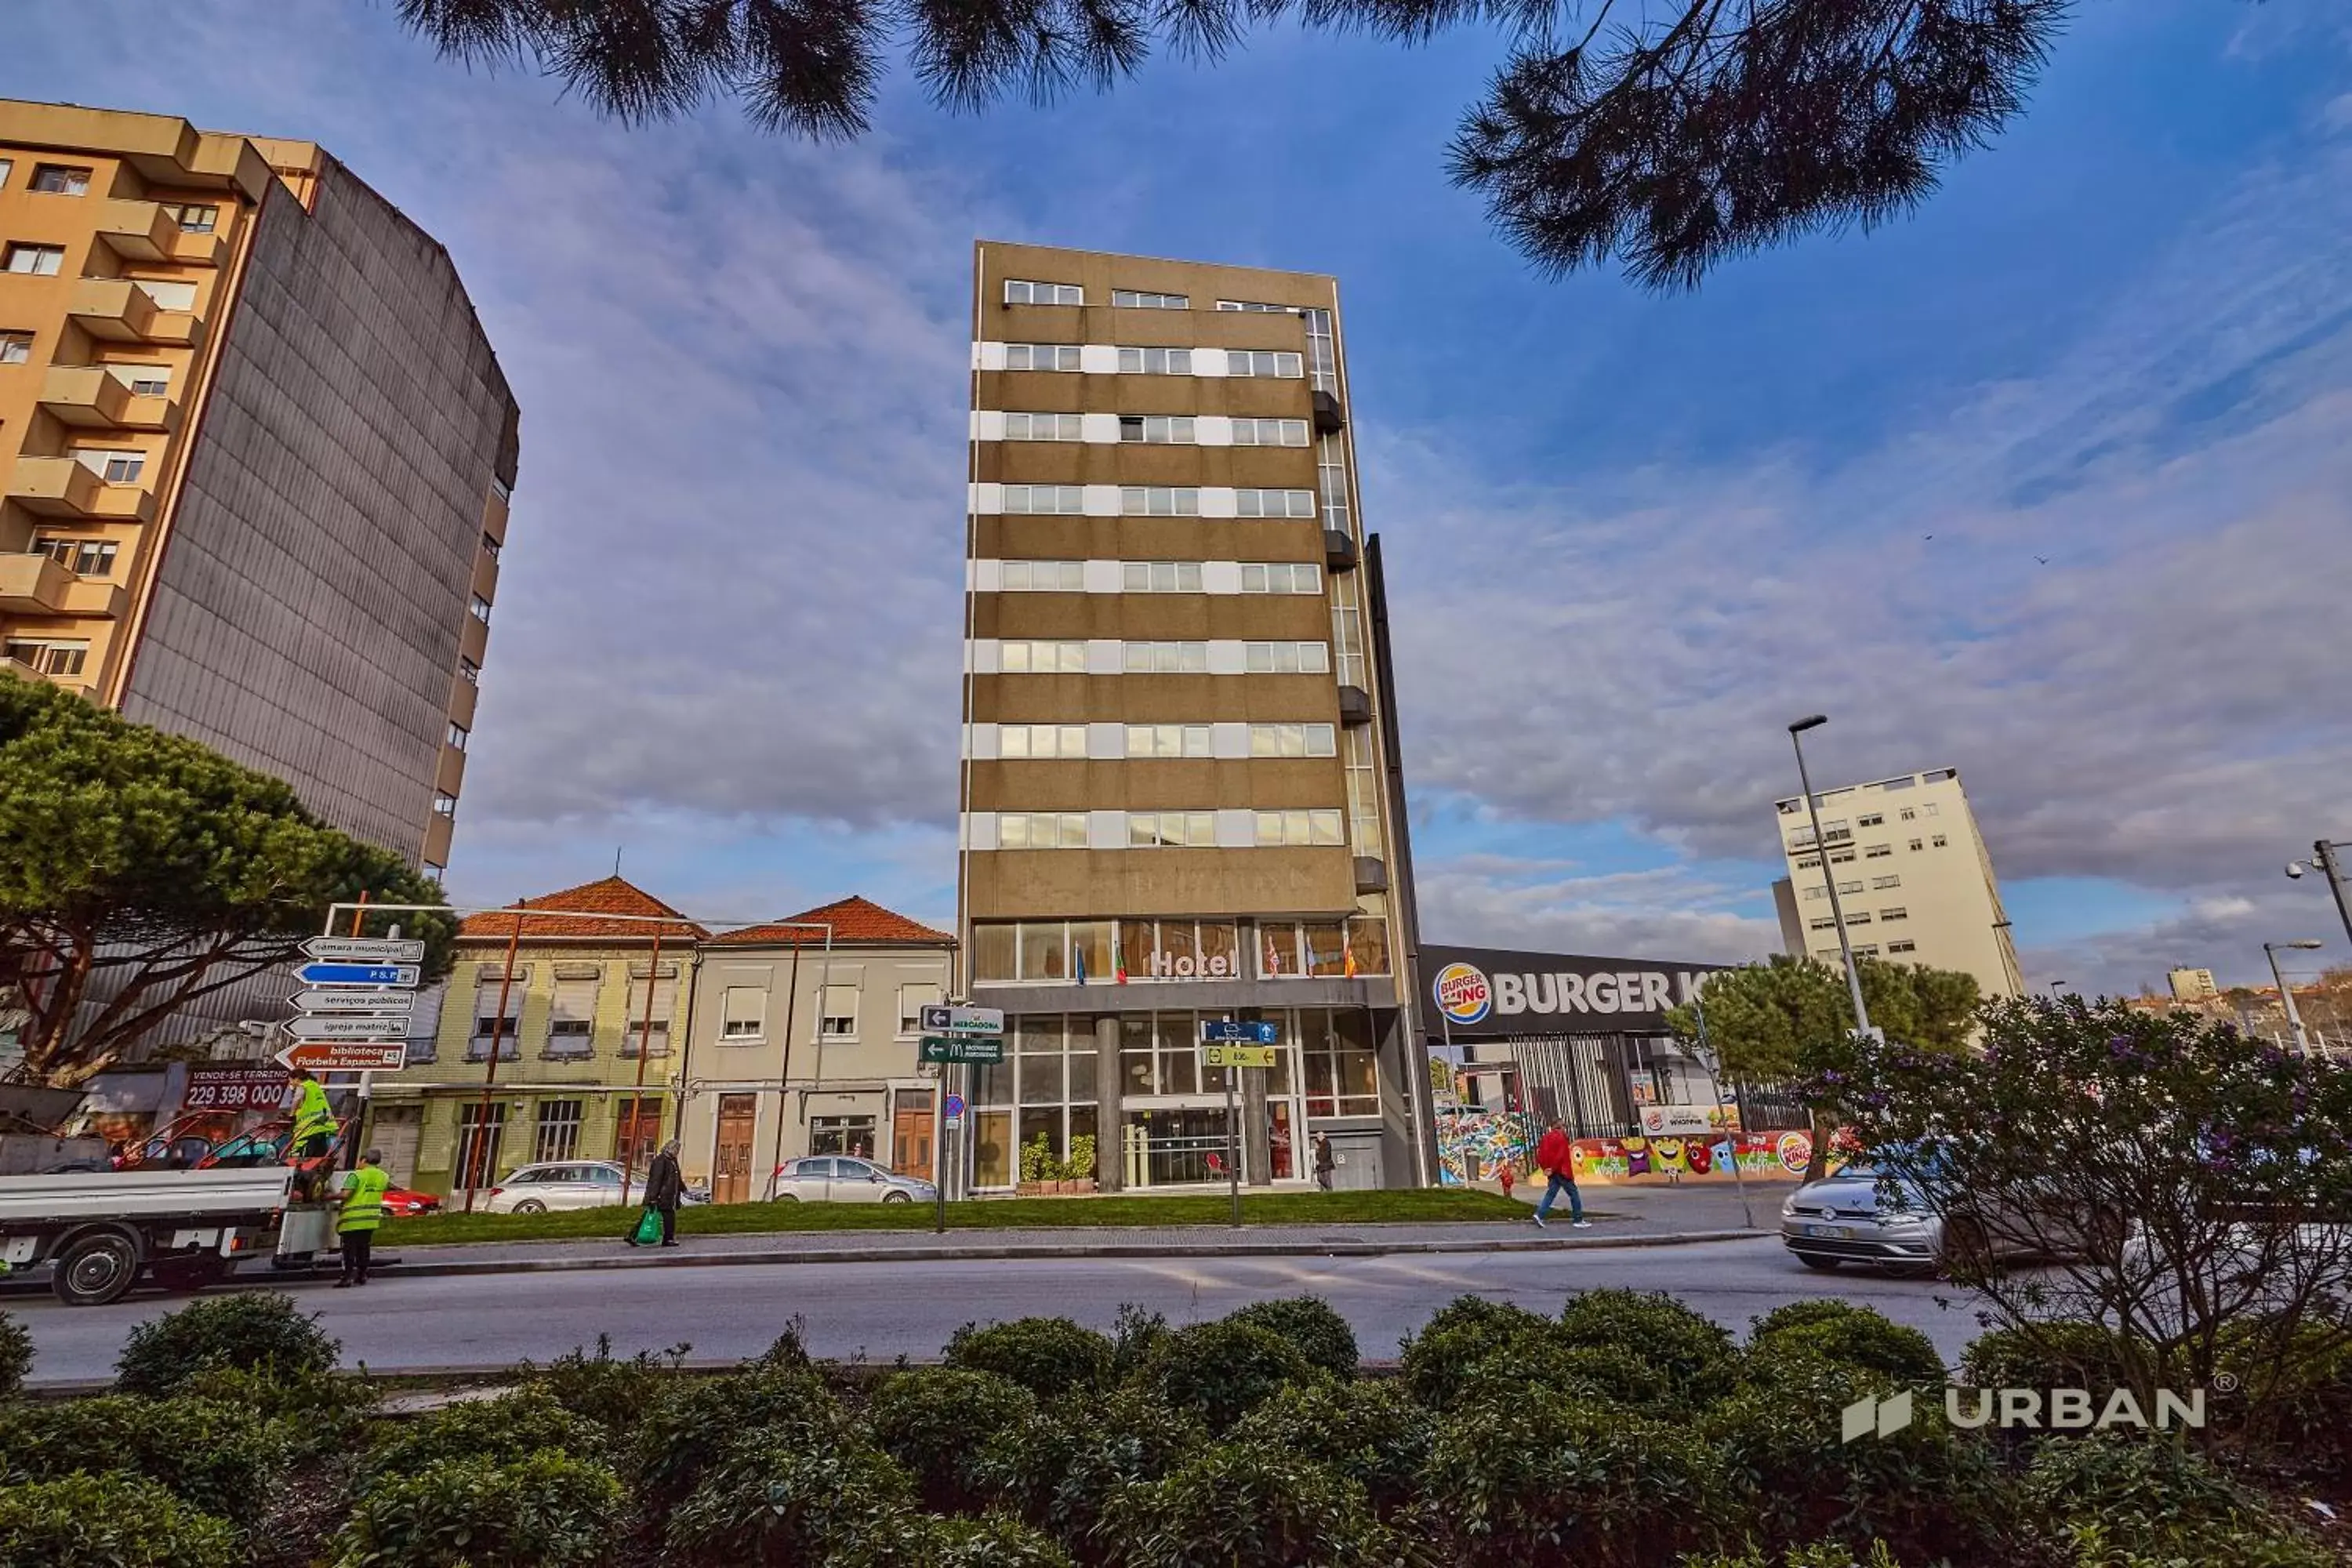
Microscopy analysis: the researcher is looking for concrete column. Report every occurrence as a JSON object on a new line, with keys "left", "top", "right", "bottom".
{"left": 1243, "top": 1064, "right": 1270, "bottom": 1185}
{"left": 1094, "top": 1016, "right": 1123, "bottom": 1192}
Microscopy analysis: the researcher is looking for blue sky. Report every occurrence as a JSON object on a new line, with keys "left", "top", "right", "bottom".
{"left": 9, "top": 2, "right": 2349, "bottom": 993}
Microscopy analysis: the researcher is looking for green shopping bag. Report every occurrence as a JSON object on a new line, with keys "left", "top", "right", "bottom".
{"left": 631, "top": 1207, "right": 663, "bottom": 1246}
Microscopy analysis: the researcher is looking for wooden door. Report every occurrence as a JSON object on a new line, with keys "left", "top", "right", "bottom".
{"left": 891, "top": 1092, "right": 933, "bottom": 1177}
{"left": 713, "top": 1094, "right": 757, "bottom": 1204}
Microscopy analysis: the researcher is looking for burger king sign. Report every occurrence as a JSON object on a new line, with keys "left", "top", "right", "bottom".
{"left": 1433, "top": 962, "right": 1493, "bottom": 1027}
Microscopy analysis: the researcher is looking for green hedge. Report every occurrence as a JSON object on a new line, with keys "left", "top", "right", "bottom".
{"left": 944, "top": 1316, "right": 1112, "bottom": 1398}
{"left": 113, "top": 1291, "right": 337, "bottom": 1396}
{"left": 868, "top": 1367, "right": 1040, "bottom": 1514}
{"left": 0, "top": 1472, "right": 241, "bottom": 1568}
{"left": 1136, "top": 1318, "right": 1320, "bottom": 1431}
{"left": 328, "top": 1450, "right": 621, "bottom": 1568}
{"left": 1219, "top": 1297, "right": 1359, "bottom": 1379}
{"left": 0, "top": 1394, "right": 281, "bottom": 1521}
{"left": 0, "top": 1308, "right": 31, "bottom": 1399}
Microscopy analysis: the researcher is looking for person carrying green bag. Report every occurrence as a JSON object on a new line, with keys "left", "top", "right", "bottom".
{"left": 626, "top": 1138, "right": 685, "bottom": 1247}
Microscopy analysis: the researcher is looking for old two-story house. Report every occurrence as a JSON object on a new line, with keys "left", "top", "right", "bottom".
{"left": 676, "top": 897, "right": 956, "bottom": 1202}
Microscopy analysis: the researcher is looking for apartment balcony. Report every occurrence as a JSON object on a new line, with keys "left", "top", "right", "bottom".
{"left": 1337, "top": 684, "right": 1374, "bottom": 727}
{"left": 93, "top": 200, "right": 224, "bottom": 267}
{"left": 1312, "top": 390, "right": 1346, "bottom": 435}
{"left": 1323, "top": 530, "right": 1358, "bottom": 572}
{"left": 0, "top": 553, "right": 126, "bottom": 618}
{"left": 1353, "top": 856, "right": 1390, "bottom": 895}
{"left": 67, "top": 280, "right": 203, "bottom": 347}
{"left": 0, "top": 653, "right": 93, "bottom": 697}
{"left": 38, "top": 368, "right": 181, "bottom": 433}
{"left": 5, "top": 457, "right": 158, "bottom": 523}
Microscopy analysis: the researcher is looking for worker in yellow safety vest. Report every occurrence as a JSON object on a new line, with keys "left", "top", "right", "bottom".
{"left": 332, "top": 1149, "right": 390, "bottom": 1288}
{"left": 286, "top": 1066, "right": 337, "bottom": 1160}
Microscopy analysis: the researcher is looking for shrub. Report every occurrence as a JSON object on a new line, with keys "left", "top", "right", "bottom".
{"left": 114, "top": 1292, "right": 337, "bottom": 1396}
{"left": 1396, "top": 1296, "right": 1555, "bottom": 1410}
{"left": 1427, "top": 1388, "right": 1728, "bottom": 1566}
{"left": 1230, "top": 1380, "right": 1434, "bottom": 1515}
{"left": 627, "top": 1366, "right": 851, "bottom": 1528}
{"left": 925, "top": 1512, "right": 1077, "bottom": 1566}
{"left": 1460, "top": 1336, "right": 1684, "bottom": 1415}
{"left": 180, "top": 1362, "right": 380, "bottom": 1467}
{"left": 945, "top": 1316, "right": 1113, "bottom": 1398}
{"left": 1138, "top": 1319, "right": 1319, "bottom": 1431}
{"left": 1110, "top": 1302, "right": 1171, "bottom": 1380}
{"left": 867, "top": 1367, "right": 1039, "bottom": 1513}
{"left": 1558, "top": 1287, "right": 1738, "bottom": 1401}
{"left": 521, "top": 1334, "right": 686, "bottom": 1432}
{"left": 360, "top": 1385, "right": 592, "bottom": 1489}
{"left": 328, "top": 1450, "right": 622, "bottom": 1568}
{"left": 0, "top": 1393, "right": 281, "bottom": 1520}
{"left": 1222, "top": 1297, "right": 1359, "bottom": 1379}
{"left": 1957, "top": 1321, "right": 2129, "bottom": 1396}
{"left": 753, "top": 1322, "right": 813, "bottom": 1370}
{"left": 2216, "top": 1312, "right": 2352, "bottom": 1479}
{"left": 2014, "top": 1436, "right": 2332, "bottom": 1568}
{"left": 0, "top": 1472, "right": 240, "bottom": 1568}
{"left": 1107, "top": 1443, "right": 1403, "bottom": 1567}
{"left": 1686, "top": 1546, "right": 1906, "bottom": 1568}
{"left": 970, "top": 1387, "right": 1208, "bottom": 1548}
{"left": 663, "top": 1437, "right": 916, "bottom": 1566}
{"left": 1745, "top": 1305, "right": 1945, "bottom": 1389}
{"left": 0, "top": 1308, "right": 31, "bottom": 1398}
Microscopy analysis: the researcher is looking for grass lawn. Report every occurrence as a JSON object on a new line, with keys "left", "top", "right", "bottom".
{"left": 382, "top": 1187, "right": 1531, "bottom": 1247}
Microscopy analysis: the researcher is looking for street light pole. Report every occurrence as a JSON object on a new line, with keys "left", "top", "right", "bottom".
{"left": 2048, "top": 980, "right": 2069, "bottom": 1000}
{"left": 1788, "top": 716, "right": 1872, "bottom": 1038}
{"left": 2286, "top": 841, "right": 2352, "bottom": 953}
{"left": 2264, "top": 940, "right": 2324, "bottom": 1054}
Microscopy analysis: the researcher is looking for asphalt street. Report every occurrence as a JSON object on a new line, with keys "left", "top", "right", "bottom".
{"left": 10, "top": 1235, "right": 1991, "bottom": 1385}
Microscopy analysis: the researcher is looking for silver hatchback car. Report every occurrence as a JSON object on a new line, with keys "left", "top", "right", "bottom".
{"left": 770, "top": 1155, "right": 935, "bottom": 1204}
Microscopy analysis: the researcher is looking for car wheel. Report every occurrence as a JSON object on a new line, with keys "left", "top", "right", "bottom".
{"left": 1795, "top": 1253, "right": 1842, "bottom": 1272}
{"left": 151, "top": 1254, "right": 230, "bottom": 1294}
{"left": 771, "top": 1192, "right": 800, "bottom": 1203}
{"left": 511, "top": 1199, "right": 547, "bottom": 1214}
{"left": 53, "top": 1231, "right": 141, "bottom": 1307}
{"left": 1940, "top": 1217, "right": 1992, "bottom": 1277}
{"left": 882, "top": 1190, "right": 911, "bottom": 1204}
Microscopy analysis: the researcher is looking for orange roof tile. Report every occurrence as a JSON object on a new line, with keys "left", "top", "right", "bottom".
{"left": 712, "top": 895, "right": 954, "bottom": 949}
{"left": 457, "top": 876, "right": 709, "bottom": 942}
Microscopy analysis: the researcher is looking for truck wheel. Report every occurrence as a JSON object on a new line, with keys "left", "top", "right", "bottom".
{"left": 151, "top": 1255, "right": 230, "bottom": 1294}
{"left": 53, "top": 1232, "right": 142, "bottom": 1307}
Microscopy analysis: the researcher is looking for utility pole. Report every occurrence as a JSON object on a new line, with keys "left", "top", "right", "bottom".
{"left": 1788, "top": 716, "right": 1873, "bottom": 1038}
{"left": 461, "top": 907, "right": 524, "bottom": 1213}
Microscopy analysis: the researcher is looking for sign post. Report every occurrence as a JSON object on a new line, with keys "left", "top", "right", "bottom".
{"left": 1200, "top": 1019, "right": 1277, "bottom": 1227}
{"left": 924, "top": 1004, "right": 1001, "bottom": 1235}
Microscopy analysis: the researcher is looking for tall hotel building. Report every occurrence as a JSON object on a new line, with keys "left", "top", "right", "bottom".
{"left": 957, "top": 243, "right": 1432, "bottom": 1192}
{"left": 0, "top": 100, "right": 518, "bottom": 880}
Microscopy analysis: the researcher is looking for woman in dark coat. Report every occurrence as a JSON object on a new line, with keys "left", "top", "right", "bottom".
{"left": 636, "top": 1139, "right": 685, "bottom": 1247}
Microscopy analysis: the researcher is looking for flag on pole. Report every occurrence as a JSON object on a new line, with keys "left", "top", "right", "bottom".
{"left": 1075, "top": 946, "right": 1087, "bottom": 985}
{"left": 1114, "top": 936, "right": 1127, "bottom": 984}
{"left": 1344, "top": 944, "right": 1358, "bottom": 979}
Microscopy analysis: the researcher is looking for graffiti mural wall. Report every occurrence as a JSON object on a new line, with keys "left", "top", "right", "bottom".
{"left": 1437, "top": 1109, "right": 1817, "bottom": 1185}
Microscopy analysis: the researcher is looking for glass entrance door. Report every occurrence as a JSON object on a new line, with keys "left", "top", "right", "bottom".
{"left": 1120, "top": 1104, "right": 1234, "bottom": 1187}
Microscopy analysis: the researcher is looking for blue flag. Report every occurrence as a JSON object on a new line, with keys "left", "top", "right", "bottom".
{"left": 1075, "top": 947, "right": 1087, "bottom": 985}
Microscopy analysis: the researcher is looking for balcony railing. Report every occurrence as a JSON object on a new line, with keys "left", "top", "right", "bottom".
{"left": 94, "top": 199, "right": 225, "bottom": 267}
{"left": 38, "top": 367, "right": 180, "bottom": 433}
{"left": 0, "top": 552, "right": 125, "bottom": 618}
{"left": 3, "top": 457, "right": 157, "bottom": 523}
{"left": 67, "top": 280, "right": 203, "bottom": 347}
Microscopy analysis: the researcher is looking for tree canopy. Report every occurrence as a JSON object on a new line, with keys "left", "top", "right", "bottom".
{"left": 0, "top": 675, "right": 454, "bottom": 1087}
{"left": 394, "top": 0, "right": 2071, "bottom": 289}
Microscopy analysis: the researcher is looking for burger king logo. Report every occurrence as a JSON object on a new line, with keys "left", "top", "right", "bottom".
{"left": 1433, "top": 962, "right": 1492, "bottom": 1026}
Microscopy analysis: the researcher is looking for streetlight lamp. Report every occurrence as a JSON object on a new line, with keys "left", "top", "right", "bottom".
{"left": 2285, "top": 841, "right": 2352, "bottom": 951}
{"left": 2263, "top": 940, "right": 2324, "bottom": 1054}
{"left": 2047, "top": 980, "right": 2069, "bottom": 1000}
{"left": 1788, "top": 715, "right": 1873, "bottom": 1040}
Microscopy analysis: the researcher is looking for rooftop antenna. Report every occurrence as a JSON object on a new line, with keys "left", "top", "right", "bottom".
{"left": 614, "top": 844, "right": 623, "bottom": 877}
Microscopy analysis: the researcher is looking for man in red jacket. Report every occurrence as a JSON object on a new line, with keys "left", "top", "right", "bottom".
{"left": 1530, "top": 1120, "right": 1592, "bottom": 1229}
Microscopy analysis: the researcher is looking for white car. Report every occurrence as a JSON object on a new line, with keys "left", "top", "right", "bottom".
{"left": 770, "top": 1155, "right": 935, "bottom": 1204}
{"left": 482, "top": 1160, "right": 630, "bottom": 1214}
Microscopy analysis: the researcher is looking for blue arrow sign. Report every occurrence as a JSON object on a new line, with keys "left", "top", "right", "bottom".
{"left": 1200, "top": 1019, "right": 1279, "bottom": 1044}
{"left": 296, "top": 961, "right": 419, "bottom": 988}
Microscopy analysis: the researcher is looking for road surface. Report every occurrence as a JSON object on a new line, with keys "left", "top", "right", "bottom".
{"left": 9, "top": 1235, "right": 1990, "bottom": 1385}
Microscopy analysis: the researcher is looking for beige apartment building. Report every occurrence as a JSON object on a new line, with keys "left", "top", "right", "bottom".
{"left": 0, "top": 100, "right": 517, "bottom": 880}
{"left": 1771, "top": 767, "right": 2024, "bottom": 1000}
{"left": 957, "top": 241, "right": 1432, "bottom": 1194}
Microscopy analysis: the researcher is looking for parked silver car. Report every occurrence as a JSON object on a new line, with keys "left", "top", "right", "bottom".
{"left": 483, "top": 1160, "right": 630, "bottom": 1214}
{"left": 770, "top": 1155, "right": 935, "bottom": 1204}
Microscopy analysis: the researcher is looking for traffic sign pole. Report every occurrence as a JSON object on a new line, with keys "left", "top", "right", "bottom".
{"left": 1224, "top": 1018, "right": 1241, "bottom": 1227}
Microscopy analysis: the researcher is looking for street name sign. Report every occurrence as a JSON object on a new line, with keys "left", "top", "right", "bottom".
{"left": 1203, "top": 1044, "right": 1278, "bottom": 1069}
{"left": 1200, "top": 1019, "right": 1279, "bottom": 1045}
{"left": 303, "top": 936, "right": 426, "bottom": 964}
{"left": 920, "top": 1004, "right": 1005, "bottom": 1036}
{"left": 288, "top": 989, "right": 416, "bottom": 1014}
{"left": 920, "top": 1035, "right": 1006, "bottom": 1065}
{"left": 288, "top": 1013, "right": 412, "bottom": 1042}
{"left": 296, "top": 962, "right": 419, "bottom": 988}
{"left": 275, "top": 1040, "right": 408, "bottom": 1073}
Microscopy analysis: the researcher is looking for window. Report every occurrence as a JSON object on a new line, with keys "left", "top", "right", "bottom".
{"left": 3, "top": 245, "right": 64, "bottom": 275}
{"left": 1127, "top": 811, "right": 1218, "bottom": 847}
{"left": 1802, "top": 885, "right": 1825, "bottom": 902}
{"left": 446, "top": 721, "right": 469, "bottom": 751}
{"left": 623, "top": 967, "right": 677, "bottom": 1056}
{"left": 1881, "top": 907, "right": 1908, "bottom": 921}
{"left": 490, "top": 475, "right": 512, "bottom": 501}
{"left": 1243, "top": 641, "right": 1329, "bottom": 673}
{"left": 4, "top": 640, "right": 89, "bottom": 677}
{"left": 420, "top": 861, "right": 445, "bottom": 884}
{"left": 1004, "top": 343, "right": 1080, "bottom": 371}
{"left": 1932, "top": 834, "right": 1949, "bottom": 848}
{"left": 999, "top": 724, "right": 1087, "bottom": 759}
{"left": 0, "top": 331, "right": 30, "bottom": 365}
{"left": 1230, "top": 417, "right": 1309, "bottom": 446}
{"left": 432, "top": 791, "right": 457, "bottom": 818}
{"left": 1002, "top": 484, "right": 1084, "bottom": 514}
{"left": 1119, "top": 414, "right": 1195, "bottom": 444}
{"left": 1809, "top": 917, "right": 1838, "bottom": 931}
{"left": 1259, "top": 920, "right": 1382, "bottom": 978}
{"left": 1853, "top": 944, "right": 1881, "bottom": 957}
{"left": 1865, "top": 843, "right": 1893, "bottom": 858}
{"left": 811, "top": 1118, "right": 878, "bottom": 1159}
{"left": 1239, "top": 562, "right": 1321, "bottom": 594}
{"left": 481, "top": 530, "right": 500, "bottom": 561}
{"left": 1233, "top": 488, "right": 1316, "bottom": 519}
{"left": 821, "top": 984, "right": 857, "bottom": 1039}
{"left": 1899, "top": 808, "right": 1917, "bottom": 822}
{"left": 1847, "top": 910, "right": 1872, "bottom": 924}
{"left": 1826, "top": 848, "right": 1856, "bottom": 864}
{"left": 127, "top": 278, "right": 195, "bottom": 311}
{"left": 1004, "top": 411, "right": 1084, "bottom": 441}
{"left": 615, "top": 1098, "right": 664, "bottom": 1171}
{"left": 469, "top": 979, "right": 521, "bottom": 1060}
{"left": 1857, "top": 813, "right": 1884, "bottom": 827}
{"left": 546, "top": 974, "right": 598, "bottom": 1058}
{"left": 1120, "top": 561, "right": 1203, "bottom": 593}
{"left": 1301, "top": 1008, "right": 1380, "bottom": 1116}
{"left": 0, "top": 160, "right": 10, "bottom": 187}
{"left": 169, "top": 203, "right": 219, "bottom": 234}
{"left": 459, "top": 657, "right": 481, "bottom": 686}
{"left": 996, "top": 811, "right": 1088, "bottom": 848}
{"left": 1121, "top": 485, "right": 1199, "bottom": 515}
{"left": 453, "top": 1104, "right": 508, "bottom": 1188}
{"left": 1871, "top": 874, "right": 1900, "bottom": 890}
{"left": 30, "top": 165, "right": 90, "bottom": 196}
{"left": 1343, "top": 727, "right": 1382, "bottom": 853}
{"left": 74, "top": 448, "right": 145, "bottom": 485}
{"left": 1254, "top": 808, "right": 1345, "bottom": 846}
{"left": 533, "top": 1101, "right": 584, "bottom": 1163}
{"left": 1909, "top": 837, "right": 1926, "bottom": 851}
{"left": 898, "top": 982, "right": 943, "bottom": 1036}
{"left": 1125, "top": 724, "right": 1212, "bottom": 757}
{"left": 1004, "top": 279, "right": 1081, "bottom": 305}
{"left": 1888, "top": 940, "right": 1917, "bottom": 954}
{"left": 998, "top": 640, "right": 1087, "bottom": 673}
{"left": 1112, "top": 289, "right": 1188, "bottom": 309}
{"left": 1250, "top": 722, "right": 1337, "bottom": 757}
{"left": 1117, "top": 347, "right": 1192, "bottom": 374}
{"left": 720, "top": 986, "right": 765, "bottom": 1040}
{"left": 999, "top": 559, "right": 1086, "bottom": 591}
{"left": 38, "top": 538, "right": 116, "bottom": 576}
{"left": 1218, "top": 299, "right": 1294, "bottom": 313}
{"left": 470, "top": 594, "right": 492, "bottom": 623}
{"left": 1122, "top": 641, "right": 1210, "bottom": 673}
{"left": 1922, "top": 802, "right": 1940, "bottom": 816}
{"left": 1225, "top": 350, "right": 1304, "bottom": 378}
{"left": 1836, "top": 880, "right": 1862, "bottom": 895}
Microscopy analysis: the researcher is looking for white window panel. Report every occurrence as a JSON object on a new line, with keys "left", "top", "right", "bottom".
{"left": 1225, "top": 350, "right": 1304, "bottom": 378}
{"left": 1120, "top": 485, "right": 1200, "bottom": 516}
{"left": 1087, "top": 722, "right": 1127, "bottom": 759}
{"left": 964, "top": 813, "right": 1000, "bottom": 850}
{"left": 1003, "top": 343, "right": 1083, "bottom": 371}
{"left": 1088, "top": 810, "right": 1127, "bottom": 849}
{"left": 1200, "top": 561, "right": 1243, "bottom": 594}
{"left": 1077, "top": 344, "right": 1120, "bottom": 374}
{"left": 1197, "top": 489, "right": 1240, "bottom": 518}
{"left": 1215, "top": 808, "right": 1258, "bottom": 847}
{"left": 1116, "top": 346, "right": 1192, "bottom": 374}
{"left": 1204, "top": 641, "right": 1247, "bottom": 675}
{"left": 1003, "top": 411, "right": 1086, "bottom": 441}
{"left": 1004, "top": 279, "right": 1082, "bottom": 305}
{"left": 131, "top": 279, "right": 196, "bottom": 310}
{"left": 1210, "top": 722, "right": 1250, "bottom": 759}
{"left": 968, "top": 559, "right": 1001, "bottom": 593}
{"left": 1082, "top": 558, "right": 1123, "bottom": 594}
{"left": 1085, "top": 639, "right": 1123, "bottom": 674}
{"left": 1112, "top": 289, "right": 1189, "bottom": 309}
{"left": 964, "top": 724, "right": 1000, "bottom": 760}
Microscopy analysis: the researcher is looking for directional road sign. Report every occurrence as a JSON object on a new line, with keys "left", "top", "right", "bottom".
{"left": 920, "top": 1004, "right": 1004, "bottom": 1036}
{"left": 1200, "top": 1019, "right": 1279, "bottom": 1044}
{"left": 296, "top": 961, "right": 419, "bottom": 989}
{"left": 920, "top": 1035, "right": 1005, "bottom": 1065}
{"left": 275, "top": 1040, "right": 408, "bottom": 1073}
{"left": 288, "top": 1013, "right": 412, "bottom": 1042}
{"left": 289, "top": 989, "right": 416, "bottom": 1014}
{"left": 303, "top": 936, "right": 426, "bottom": 964}
{"left": 1203, "top": 1044, "right": 1279, "bottom": 1069}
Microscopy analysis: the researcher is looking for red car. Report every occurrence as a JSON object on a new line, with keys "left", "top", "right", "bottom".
{"left": 195, "top": 1117, "right": 439, "bottom": 1217}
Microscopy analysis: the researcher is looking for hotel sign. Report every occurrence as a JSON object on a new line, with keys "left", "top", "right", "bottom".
{"left": 1422, "top": 944, "right": 1728, "bottom": 1039}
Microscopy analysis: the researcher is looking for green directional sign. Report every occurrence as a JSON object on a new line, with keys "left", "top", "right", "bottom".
{"left": 920, "top": 1035, "right": 1005, "bottom": 1065}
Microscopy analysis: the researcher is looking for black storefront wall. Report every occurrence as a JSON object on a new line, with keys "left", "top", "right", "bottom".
{"left": 1420, "top": 944, "right": 1726, "bottom": 1040}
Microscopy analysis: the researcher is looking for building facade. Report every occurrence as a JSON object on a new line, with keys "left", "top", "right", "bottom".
{"left": 368, "top": 878, "right": 702, "bottom": 1196}
{"left": 1771, "top": 767, "right": 2024, "bottom": 1000}
{"left": 0, "top": 100, "right": 517, "bottom": 878}
{"left": 675, "top": 897, "right": 955, "bottom": 1203}
{"left": 957, "top": 242, "right": 1432, "bottom": 1194}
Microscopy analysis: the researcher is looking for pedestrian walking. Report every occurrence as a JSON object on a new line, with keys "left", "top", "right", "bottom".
{"left": 332, "top": 1149, "right": 390, "bottom": 1287}
{"left": 286, "top": 1066, "right": 337, "bottom": 1161}
{"left": 1530, "top": 1119, "right": 1592, "bottom": 1229}
{"left": 1312, "top": 1134, "right": 1336, "bottom": 1192}
{"left": 632, "top": 1138, "right": 685, "bottom": 1247}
